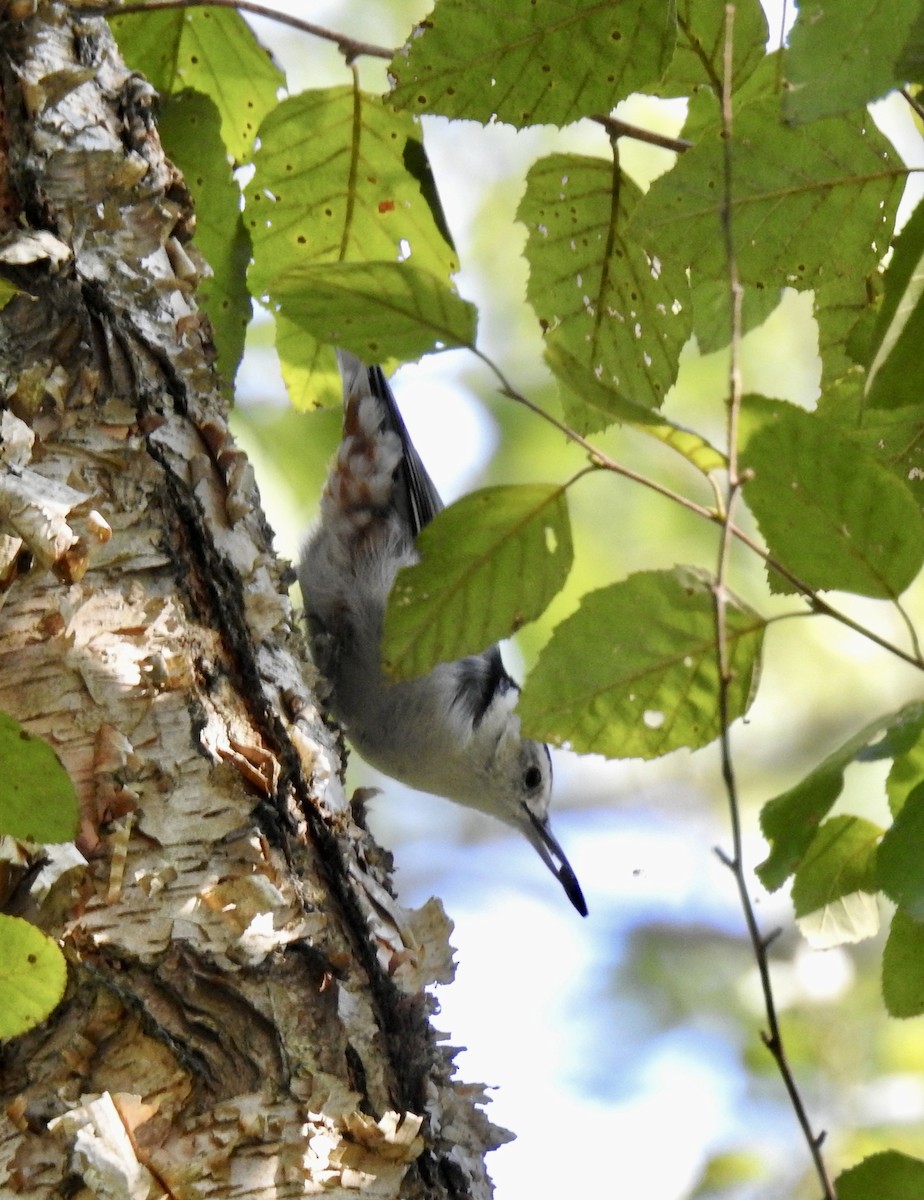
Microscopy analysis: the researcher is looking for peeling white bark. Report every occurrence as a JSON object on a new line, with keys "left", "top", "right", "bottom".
{"left": 0, "top": 8, "right": 504, "bottom": 1197}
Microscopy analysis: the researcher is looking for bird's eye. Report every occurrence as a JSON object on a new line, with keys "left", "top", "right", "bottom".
{"left": 523, "top": 765, "right": 543, "bottom": 790}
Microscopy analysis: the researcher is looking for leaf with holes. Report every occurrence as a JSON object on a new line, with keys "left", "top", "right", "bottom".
{"left": 271, "top": 261, "right": 476, "bottom": 365}
{"left": 740, "top": 399, "right": 924, "bottom": 597}
{"left": 389, "top": 0, "right": 674, "bottom": 128}
{"left": 519, "top": 567, "right": 765, "bottom": 760}
{"left": 383, "top": 484, "right": 573, "bottom": 679}
{"left": 246, "top": 88, "right": 457, "bottom": 299}
{"left": 110, "top": 7, "right": 282, "bottom": 163}
{"left": 519, "top": 155, "right": 691, "bottom": 430}
{"left": 631, "top": 97, "right": 903, "bottom": 294}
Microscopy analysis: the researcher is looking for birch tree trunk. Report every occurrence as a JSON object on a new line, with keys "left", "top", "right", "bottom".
{"left": 0, "top": 6, "right": 504, "bottom": 1196}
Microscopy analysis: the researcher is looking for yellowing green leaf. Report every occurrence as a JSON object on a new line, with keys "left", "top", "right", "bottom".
{"left": 0, "top": 914, "right": 67, "bottom": 1038}
{"left": 519, "top": 567, "right": 765, "bottom": 759}
{"left": 0, "top": 712, "right": 79, "bottom": 843}
{"left": 384, "top": 484, "right": 573, "bottom": 680}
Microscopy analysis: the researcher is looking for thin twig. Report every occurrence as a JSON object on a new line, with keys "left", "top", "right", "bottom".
{"left": 103, "top": 0, "right": 395, "bottom": 61}
{"left": 478, "top": 349, "right": 924, "bottom": 673}
{"left": 713, "top": 10, "right": 836, "bottom": 1199}
{"left": 900, "top": 86, "right": 924, "bottom": 125}
{"left": 591, "top": 114, "right": 692, "bottom": 155}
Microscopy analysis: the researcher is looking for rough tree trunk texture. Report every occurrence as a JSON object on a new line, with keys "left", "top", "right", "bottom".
{"left": 0, "top": 6, "right": 505, "bottom": 1197}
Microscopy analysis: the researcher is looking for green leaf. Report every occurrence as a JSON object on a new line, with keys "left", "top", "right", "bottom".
{"left": 0, "top": 712, "right": 79, "bottom": 843}
{"left": 0, "top": 914, "right": 67, "bottom": 1038}
{"left": 0, "top": 278, "right": 19, "bottom": 308}
{"left": 883, "top": 910, "right": 924, "bottom": 1018}
{"left": 864, "top": 195, "right": 924, "bottom": 410}
{"left": 271, "top": 261, "right": 477, "bottom": 364}
{"left": 389, "top": 0, "right": 674, "bottom": 128}
{"left": 632, "top": 100, "right": 903, "bottom": 293}
{"left": 245, "top": 88, "right": 458, "bottom": 298}
{"left": 383, "top": 484, "right": 573, "bottom": 680}
{"left": 657, "top": 0, "right": 768, "bottom": 99}
{"left": 844, "top": 405, "right": 924, "bottom": 511}
{"left": 519, "top": 567, "right": 765, "bottom": 760}
{"left": 837, "top": 1151, "right": 924, "bottom": 1200}
{"left": 784, "top": 0, "right": 919, "bottom": 123}
{"left": 791, "top": 815, "right": 881, "bottom": 918}
{"left": 757, "top": 703, "right": 923, "bottom": 891}
{"left": 156, "top": 91, "right": 252, "bottom": 387}
{"left": 691, "top": 279, "right": 782, "bottom": 354}
{"left": 109, "top": 7, "right": 282, "bottom": 163}
{"left": 518, "top": 156, "right": 691, "bottom": 421}
{"left": 541, "top": 342, "right": 726, "bottom": 474}
{"left": 739, "top": 399, "right": 924, "bottom": 598}
{"left": 886, "top": 717, "right": 924, "bottom": 818}
{"left": 878, "top": 779, "right": 924, "bottom": 918}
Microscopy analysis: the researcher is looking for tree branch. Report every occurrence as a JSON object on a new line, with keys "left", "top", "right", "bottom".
{"left": 102, "top": 0, "right": 395, "bottom": 62}
{"left": 713, "top": 10, "right": 836, "bottom": 1199}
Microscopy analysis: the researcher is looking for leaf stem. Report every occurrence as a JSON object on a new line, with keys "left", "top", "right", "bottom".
{"left": 591, "top": 114, "right": 692, "bottom": 155}
{"left": 102, "top": 0, "right": 395, "bottom": 62}
{"left": 713, "top": 11, "right": 836, "bottom": 1199}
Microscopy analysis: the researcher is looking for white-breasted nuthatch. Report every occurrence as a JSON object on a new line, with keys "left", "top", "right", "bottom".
{"left": 299, "top": 351, "right": 587, "bottom": 916}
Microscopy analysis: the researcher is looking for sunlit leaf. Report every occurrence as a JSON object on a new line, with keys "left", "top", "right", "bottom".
{"left": 389, "top": 0, "right": 674, "bottom": 128}
{"left": 271, "top": 261, "right": 477, "bottom": 364}
{"left": 837, "top": 1150, "right": 924, "bottom": 1199}
{"left": 883, "top": 910, "right": 924, "bottom": 1018}
{"left": 384, "top": 484, "right": 573, "bottom": 679}
{"left": 792, "top": 815, "right": 881, "bottom": 919}
{"left": 157, "top": 90, "right": 251, "bottom": 387}
{"left": 757, "top": 703, "right": 924, "bottom": 891}
{"left": 797, "top": 892, "right": 880, "bottom": 950}
{"left": 0, "top": 915, "right": 67, "bottom": 1038}
{"left": 519, "top": 156, "right": 691, "bottom": 422}
{"left": 519, "top": 567, "right": 765, "bottom": 759}
{"left": 740, "top": 399, "right": 924, "bottom": 597}
{"left": 877, "top": 779, "right": 924, "bottom": 918}
{"left": 0, "top": 712, "right": 79, "bottom": 843}
{"left": 784, "top": 0, "right": 919, "bottom": 123}
{"left": 245, "top": 88, "right": 457, "bottom": 298}
{"left": 109, "top": 7, "right": 282, "bottom": 163}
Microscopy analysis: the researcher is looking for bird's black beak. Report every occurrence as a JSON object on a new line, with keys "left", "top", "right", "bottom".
{"left": 525, "top": 809, "right": 588, "bottom": 917}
